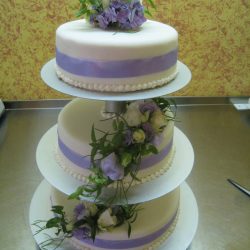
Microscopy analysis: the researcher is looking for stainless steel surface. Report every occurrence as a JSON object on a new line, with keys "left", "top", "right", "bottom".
{"left": 0, "top": 98, "right": 250, "bottom": 250}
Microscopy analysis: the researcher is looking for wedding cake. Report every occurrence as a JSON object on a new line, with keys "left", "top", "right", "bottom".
{"left": 30, "top": 1, "right": 197, "bottom": 250}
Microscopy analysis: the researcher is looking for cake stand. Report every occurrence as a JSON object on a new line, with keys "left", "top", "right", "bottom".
{"left": 30, "top": 58, "right": 198, "bottom": 250}
{"left": 41, "top": 59, "right": 191, "bottom": 101}
{"left": 30, "top": 180, "right": 198, "bottom": 250}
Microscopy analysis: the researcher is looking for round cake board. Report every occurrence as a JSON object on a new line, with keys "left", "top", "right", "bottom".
{"left": 36, "top": 125, "right": 194, "bottom": 204}
{"left": 29, "top": 180, "right": 198, "bottom": 250}
{"left": 41, "top": 59, "right": 191, "bottom": 101}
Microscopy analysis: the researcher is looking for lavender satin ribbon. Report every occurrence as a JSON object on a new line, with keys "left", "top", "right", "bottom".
{"left": 73, "top": 209, "right": 178, "bottom": 249}
{"left": 58, "top": 136, "right": 91, "bottom": 169}
{"left": 56, "top": 48, "right": 178, "bottom": 78}
{"left": 58, "top": 136, "right": 173, "bottom": 170}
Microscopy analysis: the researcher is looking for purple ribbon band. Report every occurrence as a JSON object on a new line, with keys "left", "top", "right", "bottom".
{"left": 58, "top": 136, "right": 173, "bottom": 170}
{"left": 58, "top": 136, "right": 91, "bottom": 169}
{"left": 56, "top": 48, "right": 178, "bottom": 78}
{"left": 73, "top": 209, "right": 178, "bottom": 249}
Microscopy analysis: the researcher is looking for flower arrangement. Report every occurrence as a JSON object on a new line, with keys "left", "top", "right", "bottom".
{"left": 69, "top": 97, "right": 175, "bottom": 201}
{"left": 32, "top": 97, "right": 175, "bottom": 249}
{"left": 33, "top": 202, "right": 139, "bottom": 249}
{"left": 76, "top": 0, "right": 156, "bottom": 30}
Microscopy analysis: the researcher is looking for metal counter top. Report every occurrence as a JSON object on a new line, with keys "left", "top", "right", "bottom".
{"left": 0, "top": 98, "right": 249, "bottom": 250}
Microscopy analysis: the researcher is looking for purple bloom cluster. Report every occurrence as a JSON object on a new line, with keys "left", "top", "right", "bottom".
{"left": 91, "top": 0, "right": 146, "bottom": 29}
{"left": 100, "top": 153, "right": 124, "bottom": 180}
{"left": 139, "top": 102, "right": 158, "bottom": 114}
{"left": 74, "top": 203, "right": 86, "bottom": 220}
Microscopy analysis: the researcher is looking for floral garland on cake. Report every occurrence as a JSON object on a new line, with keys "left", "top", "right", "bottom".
{"left": 33, "top": 97, "right": 175, "bottom": 249}
{"left": 69, "top": 97, "right": 175, "bottom": 201}
{"left": 77, "top": 0, "right": 156, "bottom": 29}
{"left": 33, "top": 202, "right": 139, "bottom": 250}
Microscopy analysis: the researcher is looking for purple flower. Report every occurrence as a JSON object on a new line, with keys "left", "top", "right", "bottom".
{"left": 152, "top": 134, "right": 164, "bottom": 147}
{"left": 139, "top": 102, "right": 158, "bottom": 115}
{"left": 104, "top": 6, "right": 118, "bottom": 23}
{"left": 73, "top": 227, "right": 91, "bottom": 239}
{"left": 92, "top": 0, "right": 146, "bottom": 30}
{"left": 96, "top": 14, "right": 109, "bottom": 29}
{"left": 116, "top": 4, "right": 130, "bottom": 24}
{"left": 142, "top": 122, "right": 155, "bottom": 142}
{"left": 74, "top": 203, "right": 86, "bottom": 220}
{"left": 100, "top": 153, "right": 124, "bottom": 180}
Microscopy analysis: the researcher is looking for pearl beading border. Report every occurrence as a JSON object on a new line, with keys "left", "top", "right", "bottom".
{"left": 55, "top": 65, "right": 178, "bottom": 93}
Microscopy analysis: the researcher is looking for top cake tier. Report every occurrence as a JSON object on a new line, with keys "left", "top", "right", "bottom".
{"left": 55, "top": 19, "right": 178, "bottom": 93}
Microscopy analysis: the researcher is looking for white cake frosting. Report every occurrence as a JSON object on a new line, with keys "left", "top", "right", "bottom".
{"left": 51, "top": 186, "right": 180, "bottom": 250}
{"left": 55, "top": 19, "right": 178, "bottom": 92}
{"left": 56, "top": 98, "right": 175, "bottom": 186}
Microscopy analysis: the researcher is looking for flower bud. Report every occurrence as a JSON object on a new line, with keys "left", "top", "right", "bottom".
{"left": 133, "top": 129, "right": 146, "bottom": 143}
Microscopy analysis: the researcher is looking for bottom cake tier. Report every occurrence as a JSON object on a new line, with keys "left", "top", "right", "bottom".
{"left": 29, "top": 180, "right": 198, "bottom": 250}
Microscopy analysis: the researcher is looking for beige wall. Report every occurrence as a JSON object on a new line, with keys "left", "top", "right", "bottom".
{"left": 0, "top": 0, "right": 249, "bottom": 100}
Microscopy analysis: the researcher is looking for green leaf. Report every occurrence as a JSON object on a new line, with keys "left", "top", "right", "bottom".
{"left": 112, "top": 133, "right": 123, "bottom": 147}
{"left": 46, "top": 217, "right": 61, "bottom": 228}
{"left": 148, "top": 144, "right": 158, "bottom": 154}
{"left": 146, "top": 0, "right": 156, "bottom": 9}
{"left": 74, "top": 219, "right": 87, "bottom": 228}
{"left": 127, "top": 222, "right": 132, "bottom": 238}
{"left": 51, "top": 205, "right": 64, "bottom": 214}
{"left": 68, "top": 186, "right": 83, "bottom": 200}
{"left": 120, "top": 152, "right": 132, "bottom": 167}
{"left": 144, "top": 9, "right": 152, "bottom": 17}
{"left": 118, "top": 120, "right": 124, "bottom": 130}
{"left": 112, "top": 119, "right": 117, "bottom": 130}
{"left": 91, "top": 125, "right": 96, "bottom": 142}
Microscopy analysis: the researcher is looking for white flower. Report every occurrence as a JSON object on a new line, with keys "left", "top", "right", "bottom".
{"left": 150, "top": 110, "right": 167, "bottom": 133}
{"left": 124, "top": 101, "right": 144, "bottom": 127}
{"left": 97, "top": 208, "right": 117, "bottom": 231}
{"left": 102, "top": 0, "right": 110, "bottom": 9}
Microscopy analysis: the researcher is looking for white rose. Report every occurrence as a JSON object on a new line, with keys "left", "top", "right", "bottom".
{"left": 124, "top": 101, "right": 144, "bottom": 127}
{"left": 97, "top": 208, "right": 117, "bottom": 231}
{"left": 102, "top": 0, "right": 110, "bottom": 9}
{"left": 150, "top": 110, "right": 167, "bottom": 133}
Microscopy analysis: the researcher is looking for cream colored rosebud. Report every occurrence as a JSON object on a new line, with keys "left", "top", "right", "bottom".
{"left": 150, "top": 110, "right": 167, "bottom": 133}
{"left": 98, "top": 208, "right": 117, "bottom": 231}
{"left": 133, "top": 129, "right": 146, "bottom": 143}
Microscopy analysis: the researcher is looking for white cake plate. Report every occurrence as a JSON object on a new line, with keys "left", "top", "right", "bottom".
{"left": 41, "top": 59, "right": 191, "bottom": 101}
{"left": 29, "top": 180, "right": 198, "bottom": 250}
{"left": 36, "top": 125, "right": 194, "bottom": 204}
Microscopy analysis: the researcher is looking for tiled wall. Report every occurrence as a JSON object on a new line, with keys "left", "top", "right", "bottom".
{"left": 0, "top": 0, "right": 249, "bottom": 100}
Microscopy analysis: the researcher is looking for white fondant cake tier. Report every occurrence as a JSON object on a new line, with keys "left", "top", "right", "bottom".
{"left": 51, "top": 186, "right": 180, "bottom": 250}
{"left": 57, "top": 98, "right": 175, "bottom": 187}
{"left": 55, "top": 19, "right": 178, "bottom": 92}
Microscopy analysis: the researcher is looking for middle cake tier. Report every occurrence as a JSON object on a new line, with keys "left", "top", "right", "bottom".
{"left": 57, "top": 98, "right": 175, "bottom": 187}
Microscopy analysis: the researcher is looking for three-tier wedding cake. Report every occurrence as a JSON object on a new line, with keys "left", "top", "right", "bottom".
{"left": 30, "top": 1, "right": 198, "bottom": 250}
